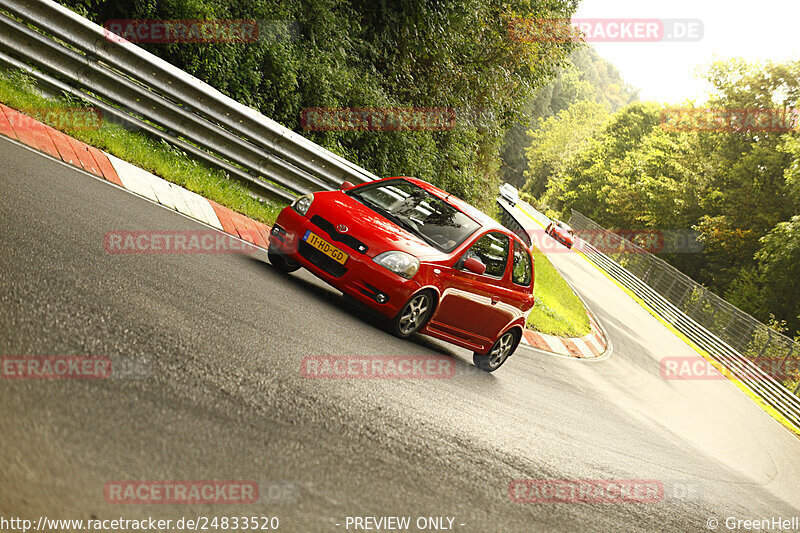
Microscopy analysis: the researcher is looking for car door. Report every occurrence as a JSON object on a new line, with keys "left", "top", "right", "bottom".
{"left": 508, "top": 238, "right": 535, "bottom": 314}
{"left": 430, "top": 231, "right": 516, "bottom": 347}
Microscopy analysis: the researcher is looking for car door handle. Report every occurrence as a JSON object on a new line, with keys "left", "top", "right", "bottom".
{"left": 490, "top": 297, "right": 500, "bottom": 305}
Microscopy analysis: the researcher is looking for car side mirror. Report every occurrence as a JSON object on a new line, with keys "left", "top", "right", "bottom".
{"left": 463, "top": 257, "right": 487, "bottom": 275}
{"left": 339, "top": 181, "right": 355, "bottom": 191}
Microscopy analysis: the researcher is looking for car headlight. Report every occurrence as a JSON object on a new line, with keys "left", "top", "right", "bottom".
{"left": 291, "top": 193, "right": 314, "bottom": 216}
{"left": 373, "top": 251, "right": 420, "bottom": 279}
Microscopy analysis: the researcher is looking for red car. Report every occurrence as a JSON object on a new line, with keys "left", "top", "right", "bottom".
{"left": 268, "top": 177, "right": 535, "bottom": 372}
{"left": 546, "top": 220, "right": 574, "bottom": 248}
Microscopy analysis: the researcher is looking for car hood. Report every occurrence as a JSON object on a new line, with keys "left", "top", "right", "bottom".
{"left": 306, "top": 190, "right": 448, "bottom": 260}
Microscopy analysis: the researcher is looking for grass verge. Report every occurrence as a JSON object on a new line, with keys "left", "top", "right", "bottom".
{"left": 0, "top": 69, "right": 285, "bottom": 224}
{"left": 527, "top": 243, "right": 591, "bottom": 337}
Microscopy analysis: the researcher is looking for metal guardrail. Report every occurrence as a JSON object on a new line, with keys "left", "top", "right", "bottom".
{"left": 495, "top": 200, "right": 800, "bottom": 430}
{"left": 0, "top": 0, "right": 378, "bottom": 203}
{"left": 565, "top": 209, "right": 800, "bottom": 430}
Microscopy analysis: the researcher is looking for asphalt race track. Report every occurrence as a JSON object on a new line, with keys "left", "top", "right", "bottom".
{"left": 2, "top": 136, "right": 800, "bottom": 532}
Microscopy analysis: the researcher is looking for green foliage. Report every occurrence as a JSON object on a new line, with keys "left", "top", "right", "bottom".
{"left": 500, "top": 45, "right": 638, "bottom": 189}
{"left": 528, "top": 58, "right": 800, "bottom": 336}
{"left": 521, "top": 99, "right": 609, "bottom": 198}
{"left": 753, "top": 216, "right": 800, "bottom": 334}
{"left": 539, "top": 101, "right": 663, "bottom": 223}
{"left": 56, "top": 0, "right": 579, "bottom": 212}
{"left": 781, "top": 135, "right": 800, "bottom": 203}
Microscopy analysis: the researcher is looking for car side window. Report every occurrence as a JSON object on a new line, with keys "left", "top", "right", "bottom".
{"left": 512, "top": 240, "right": 532, "bottom": 286}
{"left": 463, "top": 232, "right": 509, "bottom": 278}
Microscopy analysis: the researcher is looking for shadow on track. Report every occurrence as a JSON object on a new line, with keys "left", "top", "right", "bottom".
{"left": 246, "top": 256, "right": 495, "bottom": 382}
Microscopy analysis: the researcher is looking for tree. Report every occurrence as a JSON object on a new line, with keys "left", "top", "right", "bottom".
{"left": 521, "top": 99, "right": 608, "bottom": 198}
{"left": 537, "top": 101, "right": 661, "bottom": 222}
{"left": 56, "top": 0, "right": 580, "bottom": 211}
{"left": 500, "top": 45, "right": 637, "bottom": 188}
{"left": 754, "top": 216, "right": 800, "bottom": 335}
{"left": 531, "top": 58, "right": 800, "bottom": 335}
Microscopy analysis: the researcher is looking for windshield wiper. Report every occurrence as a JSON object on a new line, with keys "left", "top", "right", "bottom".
{"left": 352, "top": 195, "right": 441, "bottom": 249}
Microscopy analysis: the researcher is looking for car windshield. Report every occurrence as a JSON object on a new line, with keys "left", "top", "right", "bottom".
{"left": 348, "top": 179, "right": 481, "bottom": 253}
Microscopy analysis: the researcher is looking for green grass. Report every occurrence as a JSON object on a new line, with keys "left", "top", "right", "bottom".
{"left": 0, "top": 69, "right": 285, "bottom": 225}
{"left": 527, "top": 243, "right": 591, "bottom": 337}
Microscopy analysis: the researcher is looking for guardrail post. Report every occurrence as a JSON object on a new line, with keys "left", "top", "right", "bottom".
{"left": 777, "top": 344, "right": 795, "bottom": 380}
{"left": 754, "top": 328, "right": 772, "bottom": 365}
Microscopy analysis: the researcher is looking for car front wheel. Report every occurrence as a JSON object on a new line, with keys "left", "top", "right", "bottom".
{"left": 268, "top": 245, "right": 301, "bottom": 273}
{"left": 389, "top": 291, "right": 434, "bottom": 339}
{"left": 473, "top": 330, "right": 519, "bottom": 372}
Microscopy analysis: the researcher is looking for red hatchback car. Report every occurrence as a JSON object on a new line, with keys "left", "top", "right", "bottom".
{"left": 546, "top": 219, "right": 574, "bottom": 249}
{"left": 268, "top": 177, "right": 535, "bottom": 371}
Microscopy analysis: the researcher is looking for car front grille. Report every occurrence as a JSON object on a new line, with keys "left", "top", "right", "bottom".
{"left": 310, "top": 215, "right": 369, "bottom": 254}
{"left": 298, "top": 240, "right": 348, "bottom": 278}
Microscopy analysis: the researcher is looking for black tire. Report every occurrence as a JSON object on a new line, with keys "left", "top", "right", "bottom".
{"left": 389, "top": 291, "right": 434, "bottom": 339}
{"left": 473, "top": 329, "right": 520, "bottom": 372}
{"left": 268, "top": 245, "right": 301, "bottom": 273}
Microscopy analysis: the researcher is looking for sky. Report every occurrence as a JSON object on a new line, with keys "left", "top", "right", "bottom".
{"left": 573, "top": 0, "right": 800, "bottom": 104}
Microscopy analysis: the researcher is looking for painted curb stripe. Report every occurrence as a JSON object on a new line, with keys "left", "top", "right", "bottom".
{"left": 560, "top": 338, "right": 583, "bottom": 358}
{"left": 255, "top": 222, "right": 274, "bottom": 249}
{"left": 572, "top": 338, "right": 596, "bottom": 358}
{"left": 86, "top": 145, "right": 122, "bottom": 185}
{"left": 0, "top": 104, "right": 18, "bottom": 140}
{"left": 4, "top": 108, "right": 42, "bottom": 149}
{"left": 177, "top": 188, "right": 223, "bottom": 229}
{"left": 208, "top": 200, "right": 239, "bottom": 235}
{"left": 540, "top": 333, "right": 570, "bottom": 355}
{"left": 44, "top": 126, "right": 81, "bottom": 168}
{"left": 66, "top": 136, "right": 103, "bottom": 176}
{"left": 28, "top": 121, "right": 62, "bottom": 160}
{"left": 104, "top": 153, "right": 224, "bottom": 231}
{"left": 583, "top": 338, "right": 602, "bottom": 357}
{"left": 110, "top": 154, "right": 160, "bottom": 203}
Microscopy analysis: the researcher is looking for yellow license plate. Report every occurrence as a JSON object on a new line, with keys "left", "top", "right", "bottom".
{"left": 303, "top": 230, "right": 349, "bottom": 265}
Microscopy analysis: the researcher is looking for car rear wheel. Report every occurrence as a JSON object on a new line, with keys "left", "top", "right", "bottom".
{"left": 268, "top": 245, "right": 301, "bottom": 273}
{"left": 389, "top": 291, "right": 434, "bottom": 339}
{"left": 473, "top": 330, "right": 519, "bottom": 372}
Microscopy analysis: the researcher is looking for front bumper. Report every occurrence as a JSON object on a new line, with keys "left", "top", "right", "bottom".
{"left": 269, "top": 207, "right": 423, "bottom": 318}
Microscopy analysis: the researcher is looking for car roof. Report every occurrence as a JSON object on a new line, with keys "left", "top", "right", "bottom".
{"left": 365, "top": 176, "right": 508, "bottom": 234}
